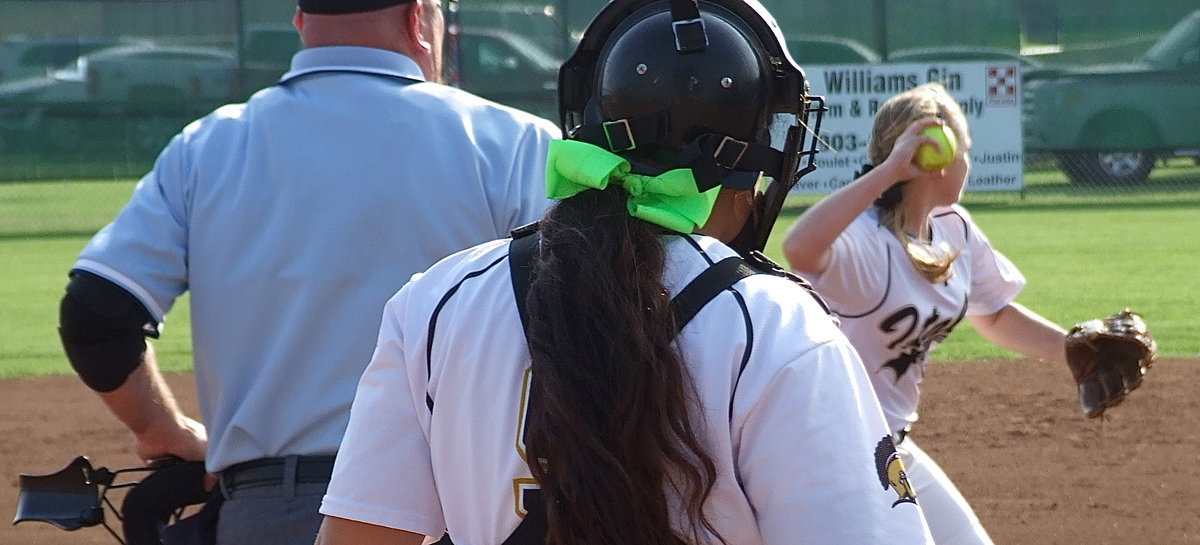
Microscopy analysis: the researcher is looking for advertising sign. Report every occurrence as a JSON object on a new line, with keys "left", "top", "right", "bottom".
{"left": 796, "top": 61, "right": 1024, "bottom": 193}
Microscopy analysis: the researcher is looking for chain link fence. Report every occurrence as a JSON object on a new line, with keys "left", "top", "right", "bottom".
{"left": 0, "top": 0, "right": 1197, "bottom": 194}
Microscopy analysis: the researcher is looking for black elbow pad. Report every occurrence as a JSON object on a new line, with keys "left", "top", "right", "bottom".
{"left": 58, "top": 270, "right": 158, "bottom": 392}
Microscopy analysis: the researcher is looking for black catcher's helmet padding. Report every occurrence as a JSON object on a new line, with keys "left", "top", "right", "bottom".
{"left": 559, "top": 0, "right": 825, "bottom": 253}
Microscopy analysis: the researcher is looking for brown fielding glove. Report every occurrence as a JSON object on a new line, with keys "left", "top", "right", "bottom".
{"left": 1064, "top": 309, "right": 1157, "bottom": 418}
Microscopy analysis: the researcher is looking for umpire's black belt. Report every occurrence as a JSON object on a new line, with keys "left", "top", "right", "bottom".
{"left": 219, "top": 455, "right": 336, "bottom": 492}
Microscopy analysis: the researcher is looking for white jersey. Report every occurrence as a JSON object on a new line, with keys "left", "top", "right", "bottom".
{"left": 805, "top": 204, "right": 1025, "bottom": 434}
{"left": 322, "top": 234, "right": 933, "bottom": 545}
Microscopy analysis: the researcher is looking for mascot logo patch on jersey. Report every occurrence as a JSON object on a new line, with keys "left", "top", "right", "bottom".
{"left": 875, "top": 436, "right": 917, "bottom": 507}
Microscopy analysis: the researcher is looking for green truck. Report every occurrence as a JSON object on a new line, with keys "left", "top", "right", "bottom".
{"left": 1022, "top": 9, "right": 1200, "bottom": 185}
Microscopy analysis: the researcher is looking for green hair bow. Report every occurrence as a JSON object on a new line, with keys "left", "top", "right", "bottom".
{"left": 545, "top": 140, "right": 720, "bottom": 234}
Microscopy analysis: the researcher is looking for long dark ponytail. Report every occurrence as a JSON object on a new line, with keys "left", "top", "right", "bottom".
{"left": 522, "top": 185, "right": 720, "bottom": 545}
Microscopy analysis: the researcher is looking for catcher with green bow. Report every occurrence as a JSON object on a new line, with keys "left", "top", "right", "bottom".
{"left": 312, "top": 1, "right": 935, "bottom": 545}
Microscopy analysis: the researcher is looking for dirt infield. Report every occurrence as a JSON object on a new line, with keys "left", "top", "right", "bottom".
{"left": 3, "top": 358, "right": 1197, "bottom": 545}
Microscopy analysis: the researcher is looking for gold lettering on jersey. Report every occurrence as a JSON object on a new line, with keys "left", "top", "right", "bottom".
{"left": 513, "top": 367, "right": 541, "bottom": 518}
{"left": 515, "top": 366, "right": 533, "bottom": 460}
{"left": 513, "top": 478, "right": 539, "bottom": 518}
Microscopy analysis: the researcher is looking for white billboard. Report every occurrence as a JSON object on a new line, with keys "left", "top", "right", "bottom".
{"left": 795, "top": 61, "right": 1024, "bottom": 193}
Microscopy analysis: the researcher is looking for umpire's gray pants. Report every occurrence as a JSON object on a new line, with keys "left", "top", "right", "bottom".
{"left": 215, "top": 467, "right": 329, "bottom": 545}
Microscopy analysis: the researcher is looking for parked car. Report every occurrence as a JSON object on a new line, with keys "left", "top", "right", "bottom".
{"left": 786, "top": 36, "right": 881, "bottom": 65}
{"left": 455, "top": 27, "right": 560, "bottom": 120}
{"left": 887, "top": 45, "right": 1043, "bottom": 69}
{"left": 238, "top": 23, "right": 302, "bottom": 97}
{"left": 457, "top": 3, "right": 568, "bottom": 57}
{"left": 66, "top": 43, "right": 235, "bottom": 103}
{"left": 0, "top": 35, "right": 148, "bottom": 83}
{"left": 0, "top": 43, "right": 236, "bottom": 154}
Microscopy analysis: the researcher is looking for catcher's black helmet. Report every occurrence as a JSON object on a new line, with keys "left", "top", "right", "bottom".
{"left": 597, "top": 3, "right": 770, "bottom": 153}
{"left": 559, "top": 0, "right": 825, "bottom": 253}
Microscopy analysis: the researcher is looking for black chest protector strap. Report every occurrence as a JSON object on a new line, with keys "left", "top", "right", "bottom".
{"left": 429, "top": 227, "right": 766, "bottom": 545}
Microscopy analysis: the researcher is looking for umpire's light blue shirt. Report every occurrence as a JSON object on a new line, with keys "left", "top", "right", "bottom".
{"left": 75, "top": 46, "right": 559, "bottom": 472}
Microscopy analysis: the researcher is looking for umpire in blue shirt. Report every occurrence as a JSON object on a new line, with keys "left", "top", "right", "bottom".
{"left": 56, "top": 0, "right": 559, "bottom": 543}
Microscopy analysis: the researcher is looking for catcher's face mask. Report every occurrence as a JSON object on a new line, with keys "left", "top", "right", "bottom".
{"left": 558, "top": 0, "right": 825, "bottom": 254}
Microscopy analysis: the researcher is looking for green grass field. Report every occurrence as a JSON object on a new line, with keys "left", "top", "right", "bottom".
{"left": 0, "top": 180, "right": 194, "bottom": 378}
{"left": 2, "top": 163, "right": 1198, "bottom": 378}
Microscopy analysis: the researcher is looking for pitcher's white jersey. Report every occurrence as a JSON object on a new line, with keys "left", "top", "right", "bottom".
{"left": 805, "top": 204, "right": 1025, "bottom": 434}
